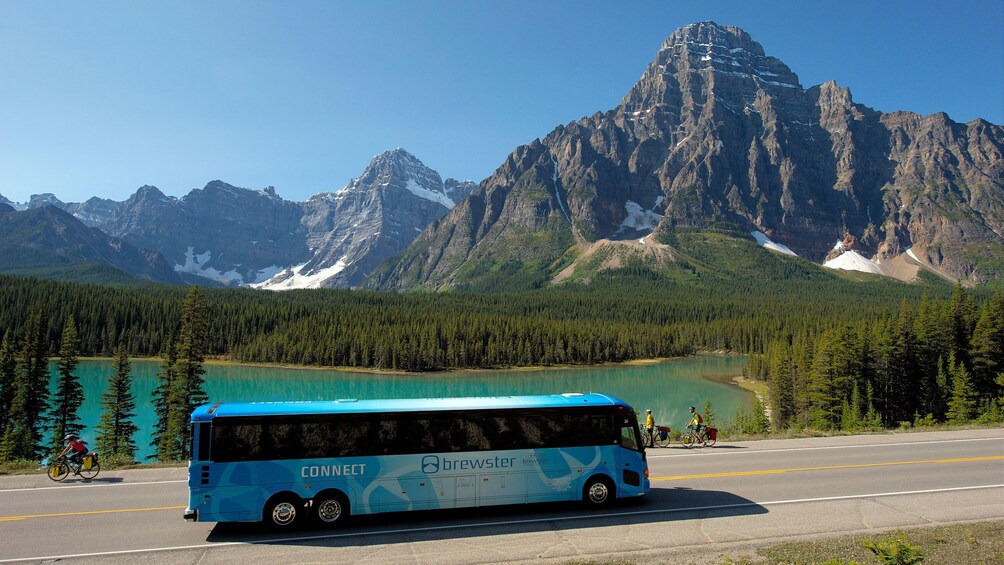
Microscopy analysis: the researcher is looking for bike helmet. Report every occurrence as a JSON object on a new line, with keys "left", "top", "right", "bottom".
{"left": 64, "top": 434, "right": 77, "bottom": 441}
{"left": 646, "top": 409, "right": 651, "bottom": 413}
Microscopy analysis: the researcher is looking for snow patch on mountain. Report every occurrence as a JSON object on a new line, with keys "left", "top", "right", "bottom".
{"left": 174, "top": 247, "right": 244, "bottom": 284}
{"left": 823, "top": 250, "right": 883, "bottom": 274}
{"left": 252, "top": 265, "right": 285, "bottom": 284}
{"left": 252, "top": 259, "right": 349, "bottom": 290}
{"left": 619, "top": 201, "right": 662, "bottom": 233}
{"left": 751, "top": 231, "right": 797, "bottom": 256}
{"left": 403, "top": 179, "right": 454, "bottom": 208}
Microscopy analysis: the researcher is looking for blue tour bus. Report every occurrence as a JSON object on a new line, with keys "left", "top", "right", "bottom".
{"left": 184, "top": 393, "right": 649, "bottom": 528}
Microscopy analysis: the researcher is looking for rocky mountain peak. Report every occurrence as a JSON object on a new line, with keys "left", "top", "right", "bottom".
{"left": 340, "top": 148, "right": 457, "bottom": 209}
{"left": 620, "top": 22, "right": 802, "bottom": 119}
{"left": 129, "top": 185, "right": 172, "bottom": 205}
{"left": 659, "top": 21, "right": 761, "bottom": 56}
{"left": 27, "top": 193, "right": 65, "bottom": 209}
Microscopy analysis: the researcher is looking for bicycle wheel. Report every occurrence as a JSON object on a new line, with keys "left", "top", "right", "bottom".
{"left": 705, "top": 430, "right": 717, "bottom": 447}
{"left": 654, "top": 430, "right": 671, "bottom": 448}
{"left": 680, "top": 433, "right": 694, "bottom": 448}
{"left": 47, "top": 461, "right": 69, "bottom": 482}
{"left": 640, "top": 429, "right": 652, "bottom": 448}
{"left": 79, "top": 457, "right": 100, "bottom": 480}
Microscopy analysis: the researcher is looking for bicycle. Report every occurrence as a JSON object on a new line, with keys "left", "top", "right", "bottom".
{"left": 679, "top": 426, "right": 717, "bottom": 448}
{"left": 48, "top": 452, "right": 100, "bottom": 481}
{"left": 640, "top": 426, "right": 652, "bottom": 448}
{"left": 653, "top": 426, "right": 672, "bottom": 448}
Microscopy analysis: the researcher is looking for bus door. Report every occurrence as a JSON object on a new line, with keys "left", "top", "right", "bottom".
{"left": 617, "top": 411, "right": 646, "bottom": 493}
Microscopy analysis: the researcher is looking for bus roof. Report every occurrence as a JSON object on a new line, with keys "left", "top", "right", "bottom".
{"left": 190, "top": 393, "right": 630, "bottom": 421}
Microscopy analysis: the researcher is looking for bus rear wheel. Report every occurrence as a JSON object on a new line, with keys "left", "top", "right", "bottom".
{"left": 582, "top": 476, "right": 615, "bottom": 507}
{"left": 313, "top": 491, "right": 349, "bottom": 526}
{"left": 264, "top": 494, "right": 302, "bottom": 529}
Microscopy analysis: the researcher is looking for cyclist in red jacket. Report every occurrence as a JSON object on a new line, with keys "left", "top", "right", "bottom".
{"left": 57, "top": 435, "right": 88, "bottom": 474}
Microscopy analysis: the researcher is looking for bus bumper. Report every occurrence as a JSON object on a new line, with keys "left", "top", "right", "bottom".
{"left": 183, "top": 508, "right": 198, "bottom": 522}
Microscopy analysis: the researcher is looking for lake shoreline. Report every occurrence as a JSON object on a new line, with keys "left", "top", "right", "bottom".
{"left": 68, "top": 350, "right": 744, "bottom": 377}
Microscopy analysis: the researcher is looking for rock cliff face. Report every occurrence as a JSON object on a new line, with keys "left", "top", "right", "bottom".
{"left": 7, "top": 150, "right": 473, "bottom": 288}
{"left": 98, "top": 183, "right": 308, "bottom": 285}
{"left": 256, "top": 149, "right": 474, "bottom": 289}
{"left": 0, "top": 204, "right": 186, "bottom": 284}
{"left": 371, "top": 22, "right": 1003, "bottom": 289}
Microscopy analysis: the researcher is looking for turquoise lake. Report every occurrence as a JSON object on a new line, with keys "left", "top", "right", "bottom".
{"left": 55, "top": 354, "right": 749, "bottom": 460}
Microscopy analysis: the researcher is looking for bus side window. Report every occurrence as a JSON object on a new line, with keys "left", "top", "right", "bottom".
{"left": 196, "top": 423, "right": 211, "bottom": 461}
{"left": 620, "top": 425, "right": 640, "bottom": 451}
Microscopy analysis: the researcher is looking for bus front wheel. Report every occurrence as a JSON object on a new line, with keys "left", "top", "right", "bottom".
{"left": 264, "top": 494, "right": 302, "bottom": 529}
{"left": 582, "top": 476, "right": 615, "bottom": 507}
{"left": 313, "top": 490, "right": 349, "bottom": 526}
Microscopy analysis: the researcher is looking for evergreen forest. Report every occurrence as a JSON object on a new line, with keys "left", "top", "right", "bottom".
{"left": 0, "top": 269, "right": 1001, "bottom": 437}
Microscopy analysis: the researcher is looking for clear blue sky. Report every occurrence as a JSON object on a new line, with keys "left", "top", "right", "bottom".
{"left": 1, "top": 1, "right": 1001, "bottom": 204}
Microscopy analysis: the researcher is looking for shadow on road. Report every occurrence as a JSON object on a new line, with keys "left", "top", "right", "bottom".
{"left": 63, "top": 476, "right": 124, "bottom": 485}
{"left": 652, "top": 444, "right": 748, "bottom": 451}
{"left": 205, "top": 486, "right": 766, "bottom": 547}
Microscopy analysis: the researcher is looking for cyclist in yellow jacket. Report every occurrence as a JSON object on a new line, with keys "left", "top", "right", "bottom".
{"left": 644, "top": 409, "right": 655, "bottom": 447}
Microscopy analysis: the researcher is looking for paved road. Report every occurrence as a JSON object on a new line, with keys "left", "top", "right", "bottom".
{"left": 1, "top": 428, "right": 1001, "bottom": 564}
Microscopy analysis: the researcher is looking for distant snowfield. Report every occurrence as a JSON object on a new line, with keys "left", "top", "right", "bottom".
{"left": 823, "top": 250, "right": 883, "bottom": 275}
{"left": 174, "top": 247, "right": 244, "bottom": 284}
{"left": 252, "top": 259, "right": 349, "bottom": 290}
{"left": 620, "top": 201, "right": 663, "bottom": 232}
{"left": 751, "top": 231, "right": 797, "bottom": 256}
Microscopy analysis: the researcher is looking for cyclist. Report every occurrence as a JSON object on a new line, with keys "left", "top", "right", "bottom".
{"left": 57, "top": 434, "right": 89, "bottom": 474}
{"left": 687, "top": 406, "right": 706, "bottom": 446}
{"left": 644, "top": 409, "right": 655, "bottom": 447}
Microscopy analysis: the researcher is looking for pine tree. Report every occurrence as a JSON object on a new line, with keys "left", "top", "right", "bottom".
{"left": 768, "top": 339, "right": 796, "bottom": 430}
{"left": 703, "top": 399, "right": 715, "bottom": 427}
{"left": 96, "top": 346, "right": 138, "bottom": 460}
{"left": 750, "top": 398, "right": 770, "bottom": 433}
{"left": 49, "top": 316, "right": 83, "bottom": 456}
{"left": 0, "top": 332, "right": 16, "bottom": 438}
{"left": 946, "top": 355, "right": 977, "bottom": 424}
{"left": 150, "top": 332, "right": 178, "bottom": 459}
{"left": 0, "top": 310, "right": 50, "bottom": 461}
{"left": 969, "top": 291, "right": 1004, "bottom": 401}
{"left": 950, "top": 282, "right": 976, "bottom": 368}
{"left": 158, "top": 287, "right": 210, "bottom": 461}
{"left": 807, "top": 329, "right": 841, "bottom": 429}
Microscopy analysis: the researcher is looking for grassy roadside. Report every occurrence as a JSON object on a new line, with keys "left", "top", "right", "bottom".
{"left": 737, "top": 520, "right": 1004, "bottom": 564}
{"left": 565, "top": 521, "right": 1004, "bottom": 564}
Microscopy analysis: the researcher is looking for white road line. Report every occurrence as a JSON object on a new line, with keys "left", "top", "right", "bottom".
{"left": 646, "top": 436, "right": 1004, "bottom": 458}
{"left": 1, "top": 483, "right": 1001, "bottom": 563}
{"left": 0, "top": 479, "right": 186, "bottom": 493}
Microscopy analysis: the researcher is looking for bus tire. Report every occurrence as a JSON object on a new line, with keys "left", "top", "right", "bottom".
{"left": 582, "top": 476, "right": 615, "bottom": 507}
{"left": 313, "top": 490, "right": 350, "bottom": 526}
{"left": 264, "top": 493, "right": 302, "bottom": 529}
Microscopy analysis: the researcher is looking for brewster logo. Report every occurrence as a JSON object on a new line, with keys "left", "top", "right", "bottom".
{"left": 422, "top": 456, "right": 440, "bottom": 473}
{"left": 421, "top": 455, "right": 516, "bottom": 474}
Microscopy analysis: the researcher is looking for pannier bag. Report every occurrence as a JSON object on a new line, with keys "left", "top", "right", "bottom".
{"left": 657, "top": 426, "right": 670, "bottom": 440}
{"left": 707, "top": 427, "right": 717, "bottom": 441}
{"left": 83, "top": 455, "right": 93, "bottom": 470}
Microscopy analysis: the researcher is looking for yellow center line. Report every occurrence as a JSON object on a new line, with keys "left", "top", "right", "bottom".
{"left": 652, "top": 455, "right": 1004, "bottom": 481}
{"left": 0, "top": 505, "right": 186, "bottom": 522}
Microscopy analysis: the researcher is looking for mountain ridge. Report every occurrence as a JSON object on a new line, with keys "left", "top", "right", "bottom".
{"left": 369, "top": 21, "right": 1003, "bottom": 291}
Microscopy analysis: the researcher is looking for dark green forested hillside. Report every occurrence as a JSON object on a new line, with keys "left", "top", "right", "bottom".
{"left": 0, "top": 269, "right": 971, "bottom": 371}
{"left": 744, "top": 286, "right": 1004, "bottom": 429}
{"left": 2, "top": 269, "right": 1001, "bottom": 431}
